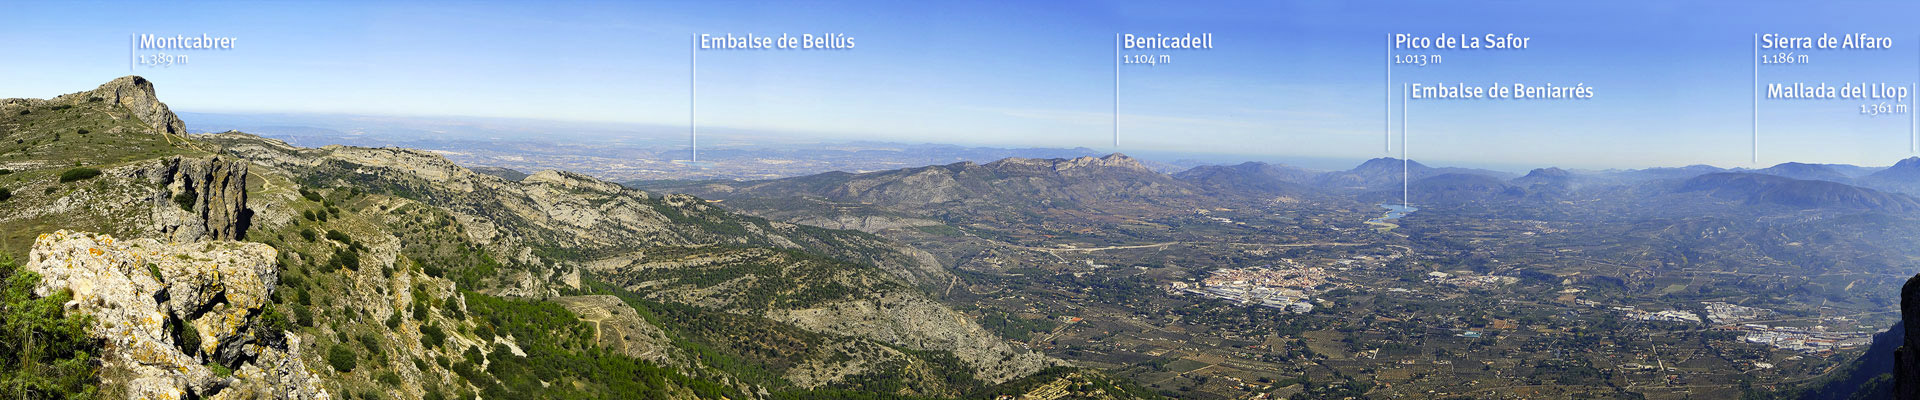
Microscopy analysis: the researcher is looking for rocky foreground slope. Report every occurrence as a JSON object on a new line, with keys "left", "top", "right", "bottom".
{"left": 26, "top": 230, "right": 326, "bottom": 399}
{"left": 2, "top": 76, "right": 1121, "bottom": 399}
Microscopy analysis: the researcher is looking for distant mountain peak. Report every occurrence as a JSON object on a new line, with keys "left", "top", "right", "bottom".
{"left": 1514, "top": 167, "right": 1572, "bottom": 185}
{"left": 72, "top": 76, "right": 186, "bottom": 135}
{"left": 1353, "top": 157, "right": 1427, "bottom": 172}
{"left": 2, "top": 75, "right": 186, "bottom": 136}
{"left": 1523, "top": 167, "right": 1570, "bottom": 178}
{"left": 1755, "top": 162, "right": 1850, "bottom": 183}
{"left": 983, "top": 153, "right": 1151, "bottom": 173}
{"left": 1894, "top": 157, "right": 1920, "bottom": 169}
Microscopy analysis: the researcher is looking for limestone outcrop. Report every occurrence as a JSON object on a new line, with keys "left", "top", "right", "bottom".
{"left": 0, "top": 75, "right": 187, "bottom": 136}
{"left": 148, "top": 156, "right": 252, "bottom": 242}
{"left": 61, "top": 76, "right": 188, "bottom": 135}
{"left": 25, "top": 230, "right": 327, "bottom": 400}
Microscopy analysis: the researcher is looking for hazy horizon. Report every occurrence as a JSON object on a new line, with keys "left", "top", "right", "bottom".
{"left": 6, "top": 0, "right": 1919, "bottom": 169}
{"left": 173, "top": 109, "right": 1920, "bottom": 175}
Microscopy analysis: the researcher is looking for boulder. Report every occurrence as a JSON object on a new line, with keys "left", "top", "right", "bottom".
{"left": 25, "top": 230, "right": 327, "bottom": 400}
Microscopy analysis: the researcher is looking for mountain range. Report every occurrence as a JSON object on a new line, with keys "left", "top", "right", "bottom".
{"left": 0, "top": 77, "right": 1156, "bottom": 399}
{"left": 8, "top": 76, "right": 1920, "bottom": 399}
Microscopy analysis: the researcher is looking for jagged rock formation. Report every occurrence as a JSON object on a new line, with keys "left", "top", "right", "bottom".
{"left": 149, "top": 156, "right": 252, "bottom": 241}
{"left": 66, "top": 76, "right": 187, "bottom": 135}
{"left": 0, "top": 155, "right": 255, "bottom": 256}
{"left": 1898, "top": 273, "right": 1920, "bottom": 400}
{"left": 0, "top": 76, "right": 186, "bottom": 136}
{"left": 24, "top": 230, "right": 327, "bottom": 400}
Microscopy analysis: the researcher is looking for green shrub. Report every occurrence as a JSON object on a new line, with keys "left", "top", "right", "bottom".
{"left": 207, "top": 362, "right": 233, "bottom": 377}
{"left": 0, "top": 188, "right": 11, "bottom": 202}
{"left": 327, "top": 344, "right": 357, "bottom": 372}
{"left": 376, "top": 371, "right": 402, "bottom": 387}
{"left": 385, "top": 313, "right": 401, "bottom": 329}
{"left": 299, "top": 188, "right": 324, "bottom": 202}
{"left": 260, "top": 303, "right": 294, "bottom": 334}
{"left": 359, "top": 334, "right": 383, "bottom": 355}
{"left": 0, "top": 256, "right": 101, "bottom": 396}
{"left": 441, "top": 299, "right": 464, "bottom": 320}
{"left": 57, "top": 168, "right": 100, "bottom": 183}
{"left": 75, "top": 128, "right": 89, "bottom": 135}
{"left": 0, "top": 169, "right": 13, "bottom": 175}
{"left": 172, "top": 190, "right": 196, "bottom": 211}
{"left": 420, "top": 324, "right": 446, "bottom": 348}
{"left": 294, "top": 306, "right": 314, "bottom": 327}
{"left": 298, "top": 228, "right": 317, "bottom": 241}
{"left": 330, "top": 248, "right": 360, "bottom": 271}
{"left": 173, "top": 317, "right": 202, "bottom": 355}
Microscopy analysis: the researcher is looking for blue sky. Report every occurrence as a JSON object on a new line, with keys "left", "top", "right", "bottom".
{"left": 2, "top": 0, "right": 1918, "bottom": 169}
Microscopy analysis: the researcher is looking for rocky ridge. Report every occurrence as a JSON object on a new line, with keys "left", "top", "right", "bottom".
{"left": 0, "top": 76, "right": 186, "bottom": 136}
{"left": 198, "top": 132, "right": 947, "bottom": 289}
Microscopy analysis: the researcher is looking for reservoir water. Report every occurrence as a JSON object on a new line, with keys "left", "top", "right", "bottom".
{"left": 1366, "top": 203, "right": 1418, "bottom": 226}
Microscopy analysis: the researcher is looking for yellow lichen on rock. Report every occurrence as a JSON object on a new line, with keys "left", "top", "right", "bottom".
{"left": 25, "top": 230, "right": 329, "bottom": 400}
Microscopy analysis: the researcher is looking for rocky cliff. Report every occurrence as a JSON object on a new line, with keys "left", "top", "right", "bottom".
{"left": 1897, "top": 274, "right": 1920, "bottom": 399}
{"left": 0, "top": 75, "right": 186, "bottom": 136}
{"left": 150, "top": 156, "right": 252, "bottom": 241}
{"left": 25, "top": 230, "right": 326, "bottom": 400}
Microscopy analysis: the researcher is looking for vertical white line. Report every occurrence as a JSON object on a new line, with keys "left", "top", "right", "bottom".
{"left": 691, "top": 34, "right": 697, "bottom": 166}
{"left": 1753, "top": 34, "right": 1759, "bottom": 164}
{"left": 1911, "top": 83, "right": 1916, "bottom": 154}
{"left": 1403, "top": 83, "right": 1409, "bottom": 208}
{"left": 1114, "top": 33, "right": 1119, "bottom": 149}
{"left": 1386, "top": 34, "right": 1392, "bottom": 153}
{"left": 130, "top": 34, "right": 135, "bottom": 72}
